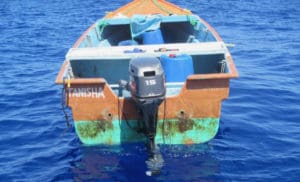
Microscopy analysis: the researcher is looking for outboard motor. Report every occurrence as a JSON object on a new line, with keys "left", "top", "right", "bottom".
{"left": 129, "top": 57, "right": 166, "bottom": 157}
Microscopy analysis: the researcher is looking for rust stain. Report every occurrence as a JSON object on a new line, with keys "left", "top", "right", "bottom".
{"left": 77, "top": 120, "right": 113, "bottom": 138}
{"left": 158, "top": 111, "right": 197, "bottom": 136}
{"left": 184, "top": 139, "right": 195, "bottom": 145}
{"left": 194, "top": 123, "right": 205, "bottom": 131}
{"left": 208, "top": 119, "right": 218, "bottom": 136}
{"left": 177, "top": 111, "right": 194, "bottom": 133}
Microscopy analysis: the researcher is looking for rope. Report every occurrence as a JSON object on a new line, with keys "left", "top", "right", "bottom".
{"left": 220, "top": 60, "right": 226, "bottom": 73}
{"left": 60, "top": 79, "right": 72, "bottom": 137}
{"left": 117, "top": 96, "right": 122, "bottom": 129}
{"left": 117, "top": 97, "right": 145, "bottom": 135}
{"left": 187, "top": 15, "right": 198, "bottom": 26}
{"left": 97, "top": 19, "right": 109, "bottom": 39}
{"left": 162, "top": 99, "right": 167, "bottom": 144}
{"left": 62, "top": 79, "right": 71, "bottom": 128}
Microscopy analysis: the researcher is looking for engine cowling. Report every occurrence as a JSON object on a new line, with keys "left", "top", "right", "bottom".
{"left": 129, "top": 57, "right": 165, "bottom": 101}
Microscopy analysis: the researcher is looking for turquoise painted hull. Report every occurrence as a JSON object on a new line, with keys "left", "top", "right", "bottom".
{"left": 74, "top": 118, "right": 219, "bottom": 145}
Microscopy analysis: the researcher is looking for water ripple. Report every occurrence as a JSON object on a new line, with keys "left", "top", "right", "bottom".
{"left": 1, "top": 0, "right": 300, "bottom": 181}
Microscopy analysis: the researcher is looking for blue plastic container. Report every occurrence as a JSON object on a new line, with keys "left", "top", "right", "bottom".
{"left": 160, "top": 54, "right": 194, "bottom": 82}
{"left": 118, "top": 40, "right": 138, "bottom": 46}
{"left": 142, "top": 29, "right": 164, "bottom": 45}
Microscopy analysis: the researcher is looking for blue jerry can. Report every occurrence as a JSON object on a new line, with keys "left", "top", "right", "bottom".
{"left": 142, "top": 29, "right": 164, "bottom": 45}
{"left": 160, "top": 54, "right": 194, "bottom": 82}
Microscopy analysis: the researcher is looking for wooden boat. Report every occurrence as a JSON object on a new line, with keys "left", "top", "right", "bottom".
{"left": 55, "top": 0, "right": 238, "bottom": 152}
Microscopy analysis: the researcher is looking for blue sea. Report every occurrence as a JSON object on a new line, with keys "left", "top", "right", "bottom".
{"left": 0, "top": 0, "right": 299, "bottom": 181}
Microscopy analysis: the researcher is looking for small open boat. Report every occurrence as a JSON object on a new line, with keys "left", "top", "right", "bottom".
{"left": 56, "top": 0, "right": 238, "bottom": 153}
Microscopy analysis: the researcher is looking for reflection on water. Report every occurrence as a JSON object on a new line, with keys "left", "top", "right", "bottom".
{"left": 70, "top": 143, "right": 220, "bottom": 181}
{"left": 145, "top": 146, "right": 164, "bottom": 176}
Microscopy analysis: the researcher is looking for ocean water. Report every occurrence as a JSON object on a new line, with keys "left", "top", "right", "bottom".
{"left": 0, "top": 0, "right": 299, "bottom": 181}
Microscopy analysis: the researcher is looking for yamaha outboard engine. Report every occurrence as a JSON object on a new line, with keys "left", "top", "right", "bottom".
{"left": 129, "top": 57, "right": 166, "bottom": 157}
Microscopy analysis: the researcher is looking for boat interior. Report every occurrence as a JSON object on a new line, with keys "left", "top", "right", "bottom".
{"left": 65, "top": 15, "right": 231, "bottom": 97}
{"left": 78, "top": 15, "right": 217, "bottom": 48}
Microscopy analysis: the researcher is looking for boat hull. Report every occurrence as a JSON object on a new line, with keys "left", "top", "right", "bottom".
{"left": 56, "top": 0, "right": 238, "bottom": 146}
{"left": 74, "top": 118, "right": 219, "bottom": 145}
{"left": 65, "top": 77, "right": 229, "bottom": 145}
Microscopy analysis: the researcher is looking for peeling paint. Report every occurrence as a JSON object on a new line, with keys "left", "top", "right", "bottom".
{"left": 178, "top": 112, "right": 194, "bottom": 133}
